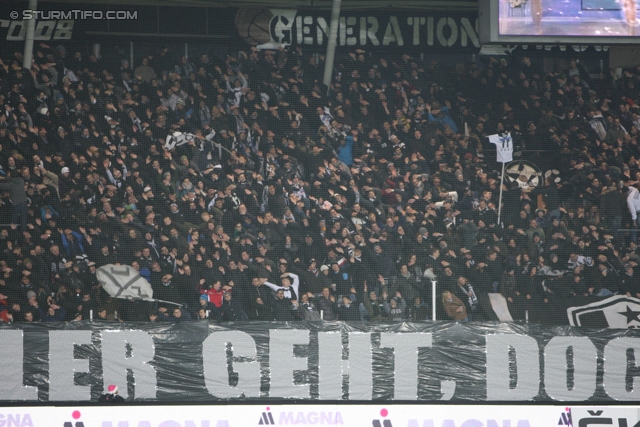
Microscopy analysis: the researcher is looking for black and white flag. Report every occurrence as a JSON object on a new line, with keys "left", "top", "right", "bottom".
{"left": 567, "top": 295, "right": 640, "bottom": 329}
{"left": 96, "top": 264, "right": 154, "bottom": 301}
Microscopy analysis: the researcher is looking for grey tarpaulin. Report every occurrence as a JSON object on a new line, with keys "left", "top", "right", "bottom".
{"left": 1, "top": 321, "right": 639, "bottom": 402}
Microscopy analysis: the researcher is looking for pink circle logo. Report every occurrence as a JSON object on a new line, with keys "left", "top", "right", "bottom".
{"left": 72, "top": 410, "right": 81, "bottom": 419}
{"left": 380, "top": 408, "right": 389, "bottom": 417}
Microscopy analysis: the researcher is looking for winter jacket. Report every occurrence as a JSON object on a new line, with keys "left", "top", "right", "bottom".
{"left": 0, "top": 177, "right": 27, "bottom": 204}
{"left": 220, "top": 298, "right": 247, "bottom": 322}
{"left": 314, "top": 295, "right": 339, "bottom": 320}
{"left": 383, "top": 297, "right": 407, "bottom": 321}
{"left": 443, "top": 294, "right": 467, "bottom": 321}
{"left": 272, "top": 296, "right": 300, "bottom": 321}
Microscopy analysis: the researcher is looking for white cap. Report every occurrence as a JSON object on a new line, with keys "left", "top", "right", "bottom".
{"left": 61, "top": 167, "right": 70, "bottom": 174}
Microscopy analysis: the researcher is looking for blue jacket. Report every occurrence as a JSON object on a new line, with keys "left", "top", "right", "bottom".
{"left": 427, "top": 106, "right": 458, "bottom": 133}
{"left": 61, "top": 231, "right": 85, "bottom": 258}
{"left": 336, "top": 136, "right": 354, "bottom": 166}
{"left": 39, "top": 307, "right": 66, "bottom": 322}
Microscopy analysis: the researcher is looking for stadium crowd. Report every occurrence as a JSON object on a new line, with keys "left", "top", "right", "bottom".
{"left": 0, "top": 42, "right": 639, "bottom": 324}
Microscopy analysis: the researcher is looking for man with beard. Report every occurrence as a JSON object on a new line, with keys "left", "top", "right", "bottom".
{"left": 153, "top": 274, "right": 181, "bottom": 308}
{"left": 270, "top": 287, "right": 300, "bottom": 321}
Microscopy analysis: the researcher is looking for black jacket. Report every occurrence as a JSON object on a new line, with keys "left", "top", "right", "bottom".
{"left": 0, "top": 177, "right": 27, "bottom": 204}
{"left": 98, "top": 393, "right": 125, "bottom": 403}
{"left": 272, "top": 296, "right": 300, "bottom": 321}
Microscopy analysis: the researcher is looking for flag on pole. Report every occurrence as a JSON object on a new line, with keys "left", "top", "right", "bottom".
{"left": 488, "top": 132, "right": 513, "bottom": 163}
{"left": 97, "top": 264, "right": 154, "bottom": 301}
{"left": 97, "top": 264, "right": 183, "bottom": 306}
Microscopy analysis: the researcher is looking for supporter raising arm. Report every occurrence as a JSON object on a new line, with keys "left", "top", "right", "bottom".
{"left": 263, "top": 272, "right": 300, "bottom": 301}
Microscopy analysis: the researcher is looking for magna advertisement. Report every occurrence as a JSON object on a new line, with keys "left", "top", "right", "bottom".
{"left": 1, "top": 321, "right": 640, "bottom": 403}
{"left": 2, "top": 405, "right": 639, "bottom": 427}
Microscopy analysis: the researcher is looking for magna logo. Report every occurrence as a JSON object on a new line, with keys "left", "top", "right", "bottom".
{"left": 258, "top": 408, "right": 276, "bottom": 425}
{"left": 372, "top": 408, "right": 393, "bottom": 427}
{"left": 0, "top": 414, "right": 34, "bottom": 427}
{"left": 62, "top": 410, "right": 84, "bottom": 427}
{"left": 558, "top": 407, "right": 572, "bottom": 426}
{"left": 257, "top": 407, "right": 344, "bottom": 425}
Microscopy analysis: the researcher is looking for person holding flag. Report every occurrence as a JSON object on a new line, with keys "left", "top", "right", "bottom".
{"left": 487, "top": 132, "right": 513, "bottom": 226}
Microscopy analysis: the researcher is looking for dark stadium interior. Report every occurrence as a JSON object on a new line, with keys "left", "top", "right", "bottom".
{"left": 0, "top": 0, "right": 638, "bottom": 325}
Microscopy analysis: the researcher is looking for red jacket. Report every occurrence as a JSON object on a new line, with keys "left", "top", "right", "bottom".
{"left": 0, "top": 299, "right": 11, "bottom": 323}
{"left": 202, "top": 288, "right": 224, "bottom": 308}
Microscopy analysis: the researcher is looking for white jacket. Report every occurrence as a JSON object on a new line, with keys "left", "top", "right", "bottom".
{"left": 627, "top": 187, "right": 640, "bottom": 220}
{"left": 264, "top": 273, "right": 300, "bottom": 300}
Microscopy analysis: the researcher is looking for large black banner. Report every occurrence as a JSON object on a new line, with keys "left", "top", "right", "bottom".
{"left": 234, "top": 8, "right": 480, "bottom": 50}
{"left": 2, "top": 321, "right": 640, "bottom": 403}
{"left": 0, "top": 3, "right": 479, "bottom": 51}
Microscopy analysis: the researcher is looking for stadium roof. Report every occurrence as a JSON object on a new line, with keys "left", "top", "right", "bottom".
{"left": 39, "top": 0, "right": 477, "bottom": 10}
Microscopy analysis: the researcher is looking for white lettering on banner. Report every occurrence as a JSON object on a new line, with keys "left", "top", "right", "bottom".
{"left": 101, "top": 330, "right": 157, "bottom": 399}
{"left": 382, "top": 16, "right": 404, "bottom": 46}
{"left": 0, "top": 414, "right": 34, "bottom": 427}
{"left": 380, "top": 333, "right": 432, "bottom": 400}
{"left": 486, "top": 334, "right": 540, "bottom": 401}
{"left": 253, "top": 10, "right": 480, "bottom": 48}
{"left": 5, "top": 328, "right": 640, "bottom": 402}
{"left": 361, "top": 17, "right": 380, "bottom": 45}
{"left": 0, "top": 20, "right": 74, "bottom": 40}
{"left": 267, "top": 9, "right": 297, "bottom": 47}
{"left": 543, "top": 337, "right": 597, "bottom": 401}
{"left": 317, "top": 332, "right": 373, "bottom": 400}
{"left": 427, "top": 17, "right": 435, "bottom": 45}
{"left": 202, "top": 331, "right": 260, "bottom": 398}
{"left": 296, "top": 16, "right": 329, "bottom": 44}
{"left": 0, "top": 331, "right": 37, "bottom": 401}
{"left": 408, "top": 17, "right": 425, "bottom": 45}
{"left": 316, "top": 17, "right": 328, "bottom": 44}
{"left": 460, "top": 18, "right": 480, "bottom": 48}
{"left": 603, "top": 337, "right": 640, "bottom": 400}
{"left": 269, "top": 330, "right": 310, "bottom": 398}
{"left": 49, "top": 330, "right": 92, "bottom": 401}
{"left": 339, "top": 17, "right": 358, "bottom": 46}
{"left": 436, "top": 18, "right": 458, "bottom": 47}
